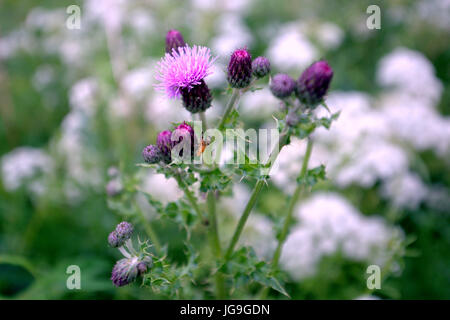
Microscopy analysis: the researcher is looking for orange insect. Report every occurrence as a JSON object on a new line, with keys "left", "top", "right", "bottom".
{"left": 196, "top": 138, "right": 209, "bottom": 156}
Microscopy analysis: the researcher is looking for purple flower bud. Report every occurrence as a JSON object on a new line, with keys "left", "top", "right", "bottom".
{"left": 157, "top": 130, "right": 173, "bottom": 163}
{"left": 180, "top": 80, "right": 212, "bottom": 113}
{"left": 296, "top": 60, "right": 333, "bottom": 107}
{"left": 111, "top": 257, "right": 140, "bottom": 287}
{"left": 108, "top": 231, "right": 121, "bottom": 247}
{"left": 137, "top": 256, "right": 153, "bottom": 275}
{"left": 270, "top": 74, "right": 296, "bottom": 99}
{"left": 142, "top": 145, "right": 161, "bottom": 164}
{"left": 115, "top": 221, "right": 134, "bottom": 241}
{"left": 165, "top": 29, "right": 186, "bottom": 54}
{"left": 172, "top": 122, "right": 195, "bottom": 158}
{"left": 227, "top": 48, "right": 252, "bottom": 88}
{"left": 252, "top": 56, "right": 271, "bottom": 78}
{"left": 107, "top": 167, "right": 120, "bottom": 178}
{"left": 106, "top": 179, "right": 123, "bottom": 197}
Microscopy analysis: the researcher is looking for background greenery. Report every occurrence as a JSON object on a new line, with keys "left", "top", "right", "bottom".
{"left": 0, "top": 0, "right": 449, "bottom": 299}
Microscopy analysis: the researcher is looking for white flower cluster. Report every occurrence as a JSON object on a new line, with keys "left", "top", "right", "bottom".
{"left": 376, "top": 47, "right": 443, "bottom": 105}
{"left": 267, "top": 22, "right": 318, "bottom": 72}
{"left": 280, "top": 193, "right": 402, "bottom": 280}
{"left": 1, "top": 147, "right": 53, "bottom": 195}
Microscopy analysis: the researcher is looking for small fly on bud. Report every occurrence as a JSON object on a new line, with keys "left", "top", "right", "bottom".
{"left": 196, "top": 137, "right": 211, "bottom": 156}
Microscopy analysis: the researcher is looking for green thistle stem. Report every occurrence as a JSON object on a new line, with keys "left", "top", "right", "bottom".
{"left": 218, "top": 89, "right": 240, "bottom": 130}
{"left": 224, "top": 129, "right": 290, "bottom": 260}
{"left": 200, "top": 112, "right": 208, "bottom": 132}
{"left": 173, "top": 171, "right": 206, "bottom": 222}
{"left": 260, "top": 138, "right": 313, "bottom": 299}
{"left": 272, "top": 138, "right": 313, "bottom": 266}
{"left": 207, "top": 191, "right": 226, "bottom": 299}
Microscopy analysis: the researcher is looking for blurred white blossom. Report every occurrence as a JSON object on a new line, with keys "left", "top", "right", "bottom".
{"left": 267, "top": 23, "right": 318, "bottom": 72}
{"left": 280, "top": 193, "right": 402, "bottom": 280}
{"left": 1, "top": 147, "right": 53, "bottom": 194}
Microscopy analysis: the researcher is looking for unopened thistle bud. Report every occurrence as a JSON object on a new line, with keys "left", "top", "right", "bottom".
{"left": 270, "top": 74, "right": 296, "bottom": 99}
{"left": 172, "top": 122, "right": 195, "bottom": 158}
{"left": 157, "top": 130, "right": 173, "bottom": 163}
{"left": 296, "top": 60, "right": 333, "bottom": 107}
{"left": 137, "top": 256, "right": 153, "bottom": 275}
{"left": 165, "top": 29, "right": 186, "bottom": 54}
{"left": 181, "top": 80, "right": 212, "bottom": 113}
{"left": 252, "top": 56, "right": 271, "bottom": 78}
{"left": 108, "top": 231, "right": 121, "bottom": 248}
{"left": 111, "top": 257, "right": 140, "bottom": 287}
{"left": 142, "top": 145, "right": 161, "bottom": 164}
{"left": 115, "top": 221, "right": 134, "bottom": 241}
{"left": 227, "top": 48, "right": 252, "bottom": 88}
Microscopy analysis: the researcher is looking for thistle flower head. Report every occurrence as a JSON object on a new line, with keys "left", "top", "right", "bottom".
{"left": 296, "top": 60, "right": 333, "bottom": 107}
{"left": 115, "top": 221, "right": 134, "bottom": 241}
{"left": 165, "top": 29, "right": 186, "bottom": 54}
{"left": 155, "top": 45, "right": 215, "bottom": 99}
{"left": 270, "top": 73, "right": 296, "bottom": 99}
{"left": 252, "top": 56, "right": 271, "bottom": 78}
{"left": 111, "top": 257, "right": 140, "bottom": 287}
{"left": 142, "top": 144, "right": 161, "bottom": 164}
{"left": 157, "top": 130, "right": 173, "bottom": 163}
{"left": 181, "top": 80, "right": 212, "bottom": 113}
{"left": 227, "top": 48, "right": 252, "bottom": 88}
{"left": 108, "top": 231, "right": 121, "bottom": 247}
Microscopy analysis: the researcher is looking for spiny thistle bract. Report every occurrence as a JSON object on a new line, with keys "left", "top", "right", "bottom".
{"left": 252, "top": 56, "right": 271, "bottom": 78}
{"left": 296, "top": 60, "right": 334, "bottom": 107}
{"left": 270, "top": 73, "right": 296, "bottom": 99}
{"left": 165, "top": 29, "right": 186, "bottom": 54}
{"left": 180, "top": 79, "right": 212, "bottom": 113}
{"left": 227, "top": 48, "right": 253, "bottom": 88}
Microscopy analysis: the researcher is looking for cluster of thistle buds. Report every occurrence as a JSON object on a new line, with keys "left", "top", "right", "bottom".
{"left": 267, "top": 60, "right": 334, "bottom": 126}
{"left": 270, "top": 61, "right": 333, "bottom": 104}
{"left": 142, "top": 122, "right": 196, "bottom": 164}
{"left": 228, "top": 48, "right": 271, "bottom": 88}
{"left": 108, "top": 222, "right": 153, "bottom": 287}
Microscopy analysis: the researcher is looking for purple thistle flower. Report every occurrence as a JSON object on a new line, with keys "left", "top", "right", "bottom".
{"left": 142, "top": 144, "right": 161, "bottom": 164}
{"left": 296, "top": 60, "right": 333, "bottom": 107}
{"left": 270, "top": 74, "right": 296, "bottom": 99}
{"left": 115, "top": 221, "right": 134, "bottom": 241}
{"left": 165, "top": 29, "right": 186, "bottom": 54}
{"left": 155, "top": 45, "right": 215, "bottom": 99}
{"left": 252, "top": 56, "right": 271, "bottom": 78}
{"left": 157, "top": 130, "right": 173, "bottom": 163}
{"left": 227, "top": 48, "right": 252, "bottom": 88}
{"left": 111, "top": 257, "right": 140, "bottom": 287}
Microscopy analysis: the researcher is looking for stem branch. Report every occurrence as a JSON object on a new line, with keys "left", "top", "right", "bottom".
{"left": 207, "top": 191, "right": 226, "bottom": 299}
{"left": 224, "top": 129, "right": 290, "bottom": 260}
{"left": 218, "top": 89, "right": 240, "bottom": 131}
